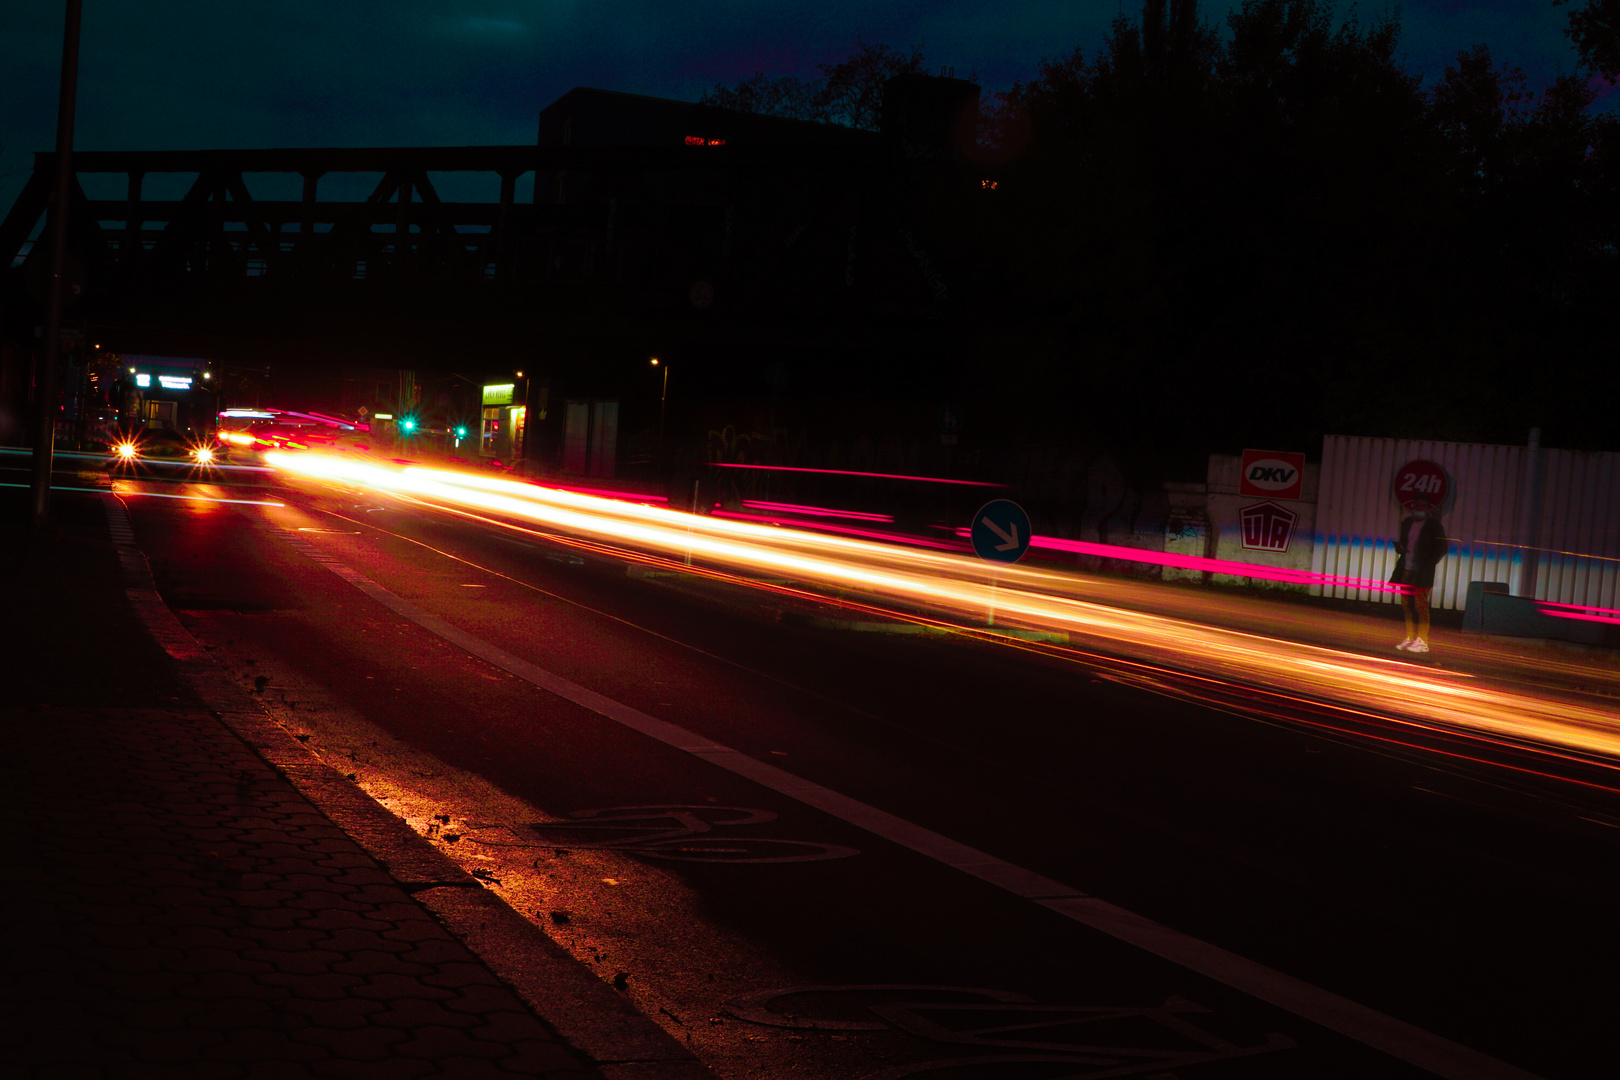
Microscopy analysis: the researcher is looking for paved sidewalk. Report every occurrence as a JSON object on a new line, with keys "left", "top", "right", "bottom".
{"left": 1, "top": 487, "right": 709, "bottom": 1079}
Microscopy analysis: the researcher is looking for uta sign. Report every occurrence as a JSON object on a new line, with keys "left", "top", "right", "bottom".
{"left": 1240, "top": 501, "right": 1299, "bottom": 553}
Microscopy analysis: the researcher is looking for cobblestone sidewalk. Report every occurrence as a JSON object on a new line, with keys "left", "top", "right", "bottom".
{"left": 1, "top": 488, "right": 704, "bottom": 1079}
{"left": 3, "top": 700, "right": 598, "bottom": 1080}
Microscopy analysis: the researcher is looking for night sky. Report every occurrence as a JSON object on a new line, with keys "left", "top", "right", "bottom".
{"left": 1, "top": 1, "right": 1607, "bottom": 213}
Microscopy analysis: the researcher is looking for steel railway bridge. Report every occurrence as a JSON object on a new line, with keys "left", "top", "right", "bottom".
{"left": 1, "top": 141, "right": 971, "bottom": 368}
{"left": 0, "top": 79, "right": 989, "bottom": 463}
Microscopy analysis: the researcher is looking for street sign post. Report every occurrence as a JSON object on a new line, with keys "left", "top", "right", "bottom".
{"left": 971, "top": 499, "right": 1031, "bottom": 564}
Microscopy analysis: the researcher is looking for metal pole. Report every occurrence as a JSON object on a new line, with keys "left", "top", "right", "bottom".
{"left": 29, "top": 0, "right": 84, "bottom": 534}
{"left": 1511, "top": 426, "right": 1544, "bottom": 599}
{"left": 652, "top": 358, "right": 669, "bottom": 479}
{"left": 659, "top": 363, "right": 669, "bottom": 438}
{"left": 685, "top": 476, "right": 698, "bottom": 567}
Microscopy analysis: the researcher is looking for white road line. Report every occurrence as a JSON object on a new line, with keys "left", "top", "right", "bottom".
{"left": 265, "top": 521, "right": 1538, "bottom": 1080}
{"left": 2, "top": 480, "right": 284, "bottom": 506}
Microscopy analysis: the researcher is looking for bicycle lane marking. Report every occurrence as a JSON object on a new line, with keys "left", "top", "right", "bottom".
{"left": 259, "top": 522, "right": 1540, "bottom": 1080}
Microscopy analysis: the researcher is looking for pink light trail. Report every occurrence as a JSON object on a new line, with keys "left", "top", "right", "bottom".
{"left": 741, "top": 499, "right": 895, "bottom": 523}
{"left": 1537, "top": 600, "right": 1620, "bottom": 625}
{"left": 714, "top": 510, "right": 967, "bottom": 551}
{"left": 711, "top": 462, "right": 1003, "bottom": 487}
{"left": 952, "top": 528, "right": 1403, "bottom": 594}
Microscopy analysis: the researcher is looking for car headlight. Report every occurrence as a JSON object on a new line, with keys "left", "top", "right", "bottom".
{"left": 116, "top": 443, "right": 137, "bottom": 460}
{"left": 195, "top": 446, "right": 215, "bottom": 463}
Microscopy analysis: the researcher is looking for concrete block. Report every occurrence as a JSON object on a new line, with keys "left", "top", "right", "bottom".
{"left": 1463, "top": 580, "right": 1613, "bottom": 647}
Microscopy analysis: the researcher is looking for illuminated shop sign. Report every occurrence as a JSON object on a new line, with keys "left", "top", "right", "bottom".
{"left": 482, "top": 383, "right": 515, "bottom": 406}
{"left": 158, "top": 375, "right": 193, "bottom": 390}
{"left": 134, "top": 374, "right": 151, "bottom": 387}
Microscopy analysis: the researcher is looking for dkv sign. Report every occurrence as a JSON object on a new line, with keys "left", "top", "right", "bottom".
{"left": 1240, "top": 449, "right": 1305, "bottom": 501}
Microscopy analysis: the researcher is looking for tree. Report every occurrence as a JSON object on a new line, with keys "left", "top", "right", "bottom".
{"left": 1428, "top": 44, "right": 1532, "bottom": 188}
{"left": 702, "top": 2, "right": 1620, "bottom": 456}
{"left": 1556, "top": 0, "right": 1620, "bottom": 80}
{"left": 698, "top": 74, "right": 813, "bottom": 122}
{"left": 701, "top": 40, "right": 932, "bottom": 130}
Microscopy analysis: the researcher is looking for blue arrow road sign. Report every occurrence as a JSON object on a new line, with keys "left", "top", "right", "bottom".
{"left": 971, "top": 499, "right": 1032, "bottom": 563}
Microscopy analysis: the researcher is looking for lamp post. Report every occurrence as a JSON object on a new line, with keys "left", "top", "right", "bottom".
{"left": 651, "top": 357, "right": 668, "bottom": 440}
{"left": 29, "top": 0, "right": 85, "bottom": 533}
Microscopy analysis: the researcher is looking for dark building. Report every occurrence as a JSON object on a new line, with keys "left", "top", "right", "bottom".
{"left": 518, "top": 78, "right": 986, "bottom": 485}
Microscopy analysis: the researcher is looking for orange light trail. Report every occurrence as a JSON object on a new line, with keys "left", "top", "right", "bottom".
{"left": 264, "top": 451, "right": 1620, "bottom": 770}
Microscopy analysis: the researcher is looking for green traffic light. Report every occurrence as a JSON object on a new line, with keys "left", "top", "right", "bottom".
{"left": 401, "top": 417, "right": 417, "bottom": 432}
{"left": 455, "top": 426, "right": 467, "bottom": 438}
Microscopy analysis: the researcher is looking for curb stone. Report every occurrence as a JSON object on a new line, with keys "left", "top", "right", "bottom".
{"left": 102, "top": 494, "right": 719, "bottom": 1079}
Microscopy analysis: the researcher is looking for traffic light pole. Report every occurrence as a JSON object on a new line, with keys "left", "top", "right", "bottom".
{"left": 29, "top": 0, "right": 84, "bottom": 534}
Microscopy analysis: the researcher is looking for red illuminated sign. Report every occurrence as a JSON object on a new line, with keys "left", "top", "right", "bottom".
{"left": 1240, "top": 449, "right": 1305, "bottom": 500}
{"left": 684, "top": 136, "right": 726, "bottom": 146}
{"left": 1240, "top": 501, "right": 1298, "bottom": 553}
{"left": 1393, "top": 459, "right": 1449, "bottom": 509}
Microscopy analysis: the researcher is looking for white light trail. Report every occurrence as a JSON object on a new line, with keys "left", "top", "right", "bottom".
{"left": 264, "top": 452, "right": 1620, "bottom": 767}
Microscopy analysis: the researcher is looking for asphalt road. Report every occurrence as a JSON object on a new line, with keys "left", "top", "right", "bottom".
{"left": 84, "top": 462, "right": 1620, "bottom": 1079}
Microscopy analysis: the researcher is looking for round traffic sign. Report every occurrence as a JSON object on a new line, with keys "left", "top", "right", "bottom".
{"left": 971, "top": 499, "right": 1032, "bottom": 563}
{"left": 1393, "top": 459, "right": 1449, "bottom": 509}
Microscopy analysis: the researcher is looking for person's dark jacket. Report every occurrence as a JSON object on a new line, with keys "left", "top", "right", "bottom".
{"left": 1392, "top": 514, "right": 1448, "bottom": 589}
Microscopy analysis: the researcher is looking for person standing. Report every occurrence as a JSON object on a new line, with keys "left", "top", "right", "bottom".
{"left": 1392, "top": 495, "right": 1448, "bottom": 653}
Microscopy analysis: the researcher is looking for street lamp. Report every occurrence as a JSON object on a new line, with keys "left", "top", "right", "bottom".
{"left": 651, "top": 357, "right": 668, "bottom": 439}
{"left": 29, "top": 0, "right": 85, "bottom": 532}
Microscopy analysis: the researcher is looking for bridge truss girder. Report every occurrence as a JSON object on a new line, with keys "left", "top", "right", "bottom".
{"left": 1, "top": 143, "right": 974, "bottom": 377}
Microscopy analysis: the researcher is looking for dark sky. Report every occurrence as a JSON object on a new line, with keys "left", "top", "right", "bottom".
{"left": 0, "top": 1, "right": 1606, "bottom": 214}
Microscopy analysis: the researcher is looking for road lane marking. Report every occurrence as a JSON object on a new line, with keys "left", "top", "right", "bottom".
{"left": 0, "top": 480, "right": 283, "bottom": 504}
{"left": 261, "top": 522, "right": 1539, "bottom": 1080}
{"left": 2, "top": 476, "right": 281, "bottom": 508}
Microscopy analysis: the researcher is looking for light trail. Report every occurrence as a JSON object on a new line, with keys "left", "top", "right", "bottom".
{"left": 710, "top": 461, "right": 1004, "bottom": 486}
{"left": 740, "top": 498, "right": 895, "bottom": 522}
{"left": 264, "top": 451, "right": 1620, "bottom": 772}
